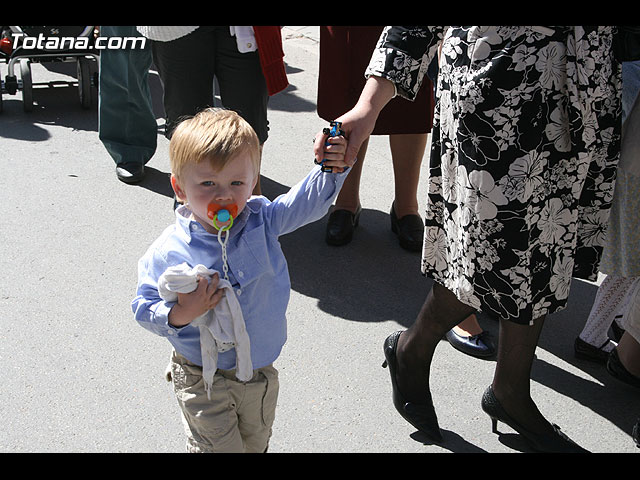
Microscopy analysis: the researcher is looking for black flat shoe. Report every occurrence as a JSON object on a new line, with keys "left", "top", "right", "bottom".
{"left": 116, "top": 162, "right": 145, "bottom": 184}
{"left": 390, "top": 203, "right": 423, "bottom": 252}
{"left": 481, "top": 386, "right": 589, "bottom": 453}
{"left": 610, "top": 319, "right": 625, "bottom": 342}
{"left": 574, "top": 337, "right": 612, "bottom": 364}
{"left": 382, "top": 331, "right": 443, "bottom": 442}
{"left": 325, "top": 206, "right": 361, "bottom": 246}
{"left": 445, "top": 328, "right": 496, "bottom": 359}
{"left": 607, "top": 349, "right": 640, "bottom": 389}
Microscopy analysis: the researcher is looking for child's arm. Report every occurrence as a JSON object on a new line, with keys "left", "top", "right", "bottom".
{"left": 265, "top": 132, "right": 351, "bottom": 236}
{"left": 132, "top": 253, "right": 223, "bottom": 334}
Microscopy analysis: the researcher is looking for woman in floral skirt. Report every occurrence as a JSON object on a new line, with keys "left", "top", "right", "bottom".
{"left": 317, "top": 26, "right": 622, "bottom": 452}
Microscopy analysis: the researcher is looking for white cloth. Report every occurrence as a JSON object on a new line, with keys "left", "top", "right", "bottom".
{"left": 135, "top": 26, "right": 198, "bottom": 42}
{"left": 158, "top": 263, "right": 253, "bottom": 398}
{"left": 229, "top": 26, "right": 257, "bottom": 52}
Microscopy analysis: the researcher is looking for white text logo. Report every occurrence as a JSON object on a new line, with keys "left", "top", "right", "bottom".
{"left": 12, "top": 33, "right": 146, "bottom": 50}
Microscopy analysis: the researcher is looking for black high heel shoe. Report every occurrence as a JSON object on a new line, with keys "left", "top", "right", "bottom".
{"left": 382, "top": 331, "right": 443, "bottom": 442}
{"left": 481, "top": 386, "right": 589, "bottom": 453}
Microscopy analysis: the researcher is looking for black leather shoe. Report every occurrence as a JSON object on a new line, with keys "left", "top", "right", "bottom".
{"left": 481, "top": 385, "right": 589, "bottom": 453}
{"left": 116, "top": 163, "right": 145, "bottom": 184}
{"left": 445, "top": 328, "right": 496, "bottom": 359}
{"left": 607, "top": 349, "right": 640, "bottom": 389}
{"left": 390, "top": 203, "right": 423, "bottom": 252}
{"left": 325, "top": 206, "right": 361, "bottom": 246}
{"left": 382, "top": 331, "right": 443, "bottom": 442}
{"left": 574, "top": 337, "right": 612, "bottom": 364}
{"left": 610, "top": 319, "right": 625, "bottom": 342}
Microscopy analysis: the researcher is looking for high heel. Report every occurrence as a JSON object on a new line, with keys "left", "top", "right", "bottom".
{"left": 481, "top": 386, "right": 589, "bottom": 453}
{"left": 382, "top": 331, "right": 443, "bottom": 442}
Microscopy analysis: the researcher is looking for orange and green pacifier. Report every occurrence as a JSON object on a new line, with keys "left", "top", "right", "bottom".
{"left": 207, "top": 203, "right": 238, "bottom": 231}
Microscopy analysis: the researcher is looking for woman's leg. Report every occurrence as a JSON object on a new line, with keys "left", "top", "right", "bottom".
{"left": 615, "top": 331, "right": 640, "bottom": 378}
{"left": 332, "top": 138, "right": 368, "bottom": 213}
{"left": 389, "top": 133, "right": 427, "bottom": 218}
{"left": 491, "top": 316, "right": 554, "bottom": 435}
{"left": 151, "top": 27, "right": 216, "bottom": 138}
{"left": 395, "top": 282, "right": 476, "bottom": 403}
{"left": 453, "top": 314, "right": 484, "bottom": 336}
{"left": 578, "top": 274, "right": 633, "bottom": 350}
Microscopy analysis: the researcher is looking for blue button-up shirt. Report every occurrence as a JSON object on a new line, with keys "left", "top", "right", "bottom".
{"left": 132, "top": 165, "right": 349, "bottom": 370}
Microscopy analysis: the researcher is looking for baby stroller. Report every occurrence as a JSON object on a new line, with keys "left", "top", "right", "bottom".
{"left": 0, "top": 25, "right": 98, "bottom": 112}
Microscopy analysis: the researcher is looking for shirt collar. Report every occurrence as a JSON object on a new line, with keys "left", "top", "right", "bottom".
{"left": 174, "top": 198, "right": 262, "bottom": 243}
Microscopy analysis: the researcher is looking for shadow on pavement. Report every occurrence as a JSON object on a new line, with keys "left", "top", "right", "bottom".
{"left": 265, "top": 174, "right": 638, "bottom": 445}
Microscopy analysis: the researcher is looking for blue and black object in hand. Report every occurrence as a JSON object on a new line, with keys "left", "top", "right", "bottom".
{"left": 315, "top": 121, "right": 345, "bottom": 172}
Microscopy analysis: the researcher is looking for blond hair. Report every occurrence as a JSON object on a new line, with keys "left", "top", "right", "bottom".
{"left": 169, "top": 108, "right": 261, "bottom": 179}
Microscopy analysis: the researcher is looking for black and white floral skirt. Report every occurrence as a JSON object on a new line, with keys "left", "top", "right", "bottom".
{"left": 421, "top": 26, "right": 622, "bottom": 324}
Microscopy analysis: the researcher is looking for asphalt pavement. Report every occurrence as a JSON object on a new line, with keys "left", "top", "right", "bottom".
{"left": 0, "top": 26, "right": 638, "bottom": 453}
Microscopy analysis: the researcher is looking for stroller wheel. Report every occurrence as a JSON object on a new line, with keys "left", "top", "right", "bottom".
{"left": 77, "top": 56, "right": 96, "bottom": 109}
{"left": 19, "top": 59, "right": 33, "bottom": 112}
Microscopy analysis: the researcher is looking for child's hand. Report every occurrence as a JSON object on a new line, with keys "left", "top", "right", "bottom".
{"left": 168, "top": 274, "right": 224, "bottom": 327}
{"left": 313, "top": 131, "right": 348, "bottom": 173}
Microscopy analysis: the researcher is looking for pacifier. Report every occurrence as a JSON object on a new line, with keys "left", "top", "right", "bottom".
{"left": 207, "top": 203, "right": 238, "bottom": 231}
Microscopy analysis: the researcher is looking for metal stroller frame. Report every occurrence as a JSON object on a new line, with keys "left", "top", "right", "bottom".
{"left": 0, "top": 26, "right": 98, "bottom": 112}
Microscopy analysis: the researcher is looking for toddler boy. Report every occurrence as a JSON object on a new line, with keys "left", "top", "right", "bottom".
{"left": 132, "top": 108, "right": 349, "bottom": 452}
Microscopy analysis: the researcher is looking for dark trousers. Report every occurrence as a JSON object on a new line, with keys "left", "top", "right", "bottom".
{"left": 152, "top": 26, "right": 269, "bottom": 142}
{"left": 98, "top": 25, "right": 157, "bottom": 166}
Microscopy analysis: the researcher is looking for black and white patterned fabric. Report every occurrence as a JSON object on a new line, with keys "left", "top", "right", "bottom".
{"left": 367, "top": 26, "right": 622, "bottom": 324}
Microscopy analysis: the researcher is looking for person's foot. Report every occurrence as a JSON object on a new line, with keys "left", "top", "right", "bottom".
{"left": 325, "top": 206, "right": 362, "bottom": 246}
{"left": 489, "top": 385, "right": 558, "bottom": 437}
{"left": 390, "top": 202, "right": 423, "bottom": 252}
{"left": 482, "top": 385, "right": 588, "bottom": 452}
{"left": 116, "top": 163, "right": 145, "bottom": 184}
{"left": 445, "top": 328, "right": 496, "bottom": 358}
{"left": 382, "top": 331, "right": 442, "bottom": 442}
{"left": 574, "top": 337, "right": 615, "bottom": 364}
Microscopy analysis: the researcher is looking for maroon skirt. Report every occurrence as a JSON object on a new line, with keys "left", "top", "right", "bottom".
{"left": 317, "top": 26, "right": 434, "bottom": 135}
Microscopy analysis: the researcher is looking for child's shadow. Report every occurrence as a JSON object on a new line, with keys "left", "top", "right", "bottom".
{"left": 262, "top": 177, "right": 430, "bottom": 326}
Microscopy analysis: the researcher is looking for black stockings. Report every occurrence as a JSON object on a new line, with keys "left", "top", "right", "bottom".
{"left": 396, "top": 282, "right": 554, "bottom": 434}
{"left": 492, "top": 315, "right": 555, "bottom": 434}
{"left": 396, "top": 282, "right": 475, "bottom": 403}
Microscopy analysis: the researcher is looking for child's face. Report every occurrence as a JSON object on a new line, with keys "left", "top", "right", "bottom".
{"left": 171, "top": 151, "right": 257, "bottom": 234}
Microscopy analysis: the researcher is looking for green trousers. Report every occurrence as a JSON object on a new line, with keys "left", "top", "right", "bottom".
{"left": 98, "top": 26, "right": 157, "bottom": 166}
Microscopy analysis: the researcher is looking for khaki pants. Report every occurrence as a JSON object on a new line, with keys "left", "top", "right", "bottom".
{"left": 168, "top": 350, "right": 279, "bottom": 453}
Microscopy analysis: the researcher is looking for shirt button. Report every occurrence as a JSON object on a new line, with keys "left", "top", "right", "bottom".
{"left": 236, "top": 289, "right": 242, "bottom": 296}
{"left": 238, "top": 271, "right": 244, "bottom": 278}
{"left": 246, "top": 42, "right": 252, "bottom": 49}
